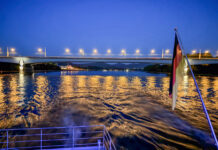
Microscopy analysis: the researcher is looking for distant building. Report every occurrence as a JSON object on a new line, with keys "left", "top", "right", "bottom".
{"left": 60, "top": 65, "right": 84, "bottom": 71}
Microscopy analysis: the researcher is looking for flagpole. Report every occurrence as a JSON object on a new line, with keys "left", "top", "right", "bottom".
{"left": 175, "top": 28, "right": 218, "bottom": 149}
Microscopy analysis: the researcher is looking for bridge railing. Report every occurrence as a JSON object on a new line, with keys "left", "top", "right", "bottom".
{"left": 0, "top": 125, "right": 116, "bottom": 150}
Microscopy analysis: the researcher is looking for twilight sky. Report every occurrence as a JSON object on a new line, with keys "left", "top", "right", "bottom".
{"left": 0, "top": 0, "right": 217, "bottom": 56}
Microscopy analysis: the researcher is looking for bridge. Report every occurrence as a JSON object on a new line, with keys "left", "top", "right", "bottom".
{"left": 0, "top": 56, "right": 218, "bottom": 65}
{"left": 0, "top": 56, "right": 217, "bottom": 73}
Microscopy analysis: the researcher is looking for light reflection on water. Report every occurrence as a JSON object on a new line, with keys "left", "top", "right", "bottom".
{"left": 0, "top": 71, "right": 217, "bottom": 149}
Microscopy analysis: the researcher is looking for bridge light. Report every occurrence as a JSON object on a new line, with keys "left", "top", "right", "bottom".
{"left": 79, "top": 49, "right": 83, "bottom": 53}
{"left": 121, "top": 49, "right": 126, "bottom": 56}
{"left": 107, "top": 49, "right": 111, "bottom": 54}
{"left": 65, "top": 48, "right": 70, "bottom": 53}
{"left": 37, "top": 48, "right": 44, "bottom": 56}
{"left": 135, "top": 49, "right": 140, "bottom": 55}
{"left": 10, "top": 48, "right": 16, "bottom": 54}
{"left": 11, "top": 48, "right": 15, "bottom": 52}
{"left": 204, "top": 50, "right": 210, "bottom": 54}
{"left": 165, "top": 49, "right": 170, "bottom": 54}
{"left": 79, "top": 48, "right": 84, "bottom": 56}
{"left": 93, "top": 49, "right": 98, "bottom": 55}
{"left": 150, "top": 49, "right": 155, "bottom": 54}
{"left": 191, "top": 50, "right": 197, "bottom": 54}
{"left": 64, "top": 48, "right": 71, "bottom": 55}
{"left": 38, "top": 48, "right": 43, "bottom": 53}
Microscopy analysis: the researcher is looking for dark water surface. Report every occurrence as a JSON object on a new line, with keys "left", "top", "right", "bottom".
{"left": 0, "top": 71, "right": 217, "bottom": 149}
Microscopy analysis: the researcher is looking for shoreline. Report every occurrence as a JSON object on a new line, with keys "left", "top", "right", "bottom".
{"left": 1, "top": 64, "right": 218, "bottom": 76}
{"left": 143, "top": 64, "right": 218, "bottom": 76}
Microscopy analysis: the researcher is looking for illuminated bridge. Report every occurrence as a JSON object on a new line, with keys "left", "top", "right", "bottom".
{"left": 0, "top": 56, "right": 218, "bottom": 65}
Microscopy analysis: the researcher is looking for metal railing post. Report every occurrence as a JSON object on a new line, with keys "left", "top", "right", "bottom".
{"left": 103, "top": 126, "right": 105, "bottom": 149}
{"left": 98, "top": 139, "right": 101, "bottom": 150}
{"left": 109, "top": 139, "right": 112, "bottom": 150}
{"left": 40, "top": 129, "right": 42, "bottom": 150}
{"left": 72, "top": 127, "right": 74, "bottom": 148}
{"left": 6, "top": 131, "right": 8, "bottom": 150}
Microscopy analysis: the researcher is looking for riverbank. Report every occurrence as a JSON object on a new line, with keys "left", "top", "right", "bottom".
{"left": 0, "top": 62, "right": 19, "bottom": 72}
{"left": 0, "top": 62, "right": 61, "bottom": 73}
{"left": 144, "top": 64, "right": 218, "bottom": 76}
{"left": 33, "top": 63, "right": 61, "bottom": 71}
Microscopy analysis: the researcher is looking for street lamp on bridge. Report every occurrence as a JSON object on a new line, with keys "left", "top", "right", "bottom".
{"left": 79, "top": 48, "right": 85, "bottom": 56}
{"left": 64, "top": 48, "right": 71, "bottom": 55}
{"left": 203, "top": 50, "right": 211, "bottom": 58}
{"left": 107, "top": 49, "right": 111, "bottom": 55}
{"left": 11, "top": 48, "right": 15, "bottom": 53}
{"left": 165, "top": 49, "right": 170, "bottom": 55}
{"left": 38, "top": 48, "right": 42, "bottom": 53}
{"left": 150, "top": 49, "right": 155, "bottom": 56}
{"left": 204, "top": 50, "right": 210, "bottom": 54}
{"left": 7, "top": 47, "right": 16, "bottom": 56}
{"left": 92, "top": 49, "right": 98, "bottom": 56}
{"left": 121, "top": 49, "right": 126, "bottom": 56}
{"left": 191, "top": 50, "right": 197, "bottom": 54}
{"left": 37, "top": 48, "right": 46, "bottom": 57}
{"left": 191, "top": 49, "right": 202, "bottom": 59}
{"left": 135, "top": 49, "right": 140, "bottom": 56}
{"left": 162, "top": 49, "right": 170, "bottom": 58}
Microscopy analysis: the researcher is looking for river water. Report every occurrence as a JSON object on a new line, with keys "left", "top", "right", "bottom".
{"left": 0, "top": 71, "right": 217, "bottom": 149}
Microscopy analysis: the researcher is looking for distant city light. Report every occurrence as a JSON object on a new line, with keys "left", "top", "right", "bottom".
{"left": 192, "top": 50, "right": 197, "bottom": 54}
{"left": 93, "top": 49, "right": 98, "bottom": 55}
{"left": 150, "top": 49, "right": 155, "bottom": 54}
{"left": 165, "top": 49, "right": 170, "bottom": 54}
{"left": 107, "top": 49, "right": 111, "bottom": 54}
{"left": 121, "top": 49, "right": 126, "bottom": 56}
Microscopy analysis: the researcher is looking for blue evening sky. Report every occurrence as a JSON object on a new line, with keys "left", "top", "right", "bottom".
{"left": 0, "top": 0, "right": 217, "bottom": 56}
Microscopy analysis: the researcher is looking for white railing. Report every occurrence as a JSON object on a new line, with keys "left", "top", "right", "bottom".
{"left": 0, "top": 125, "right": 116, "bottom": 150}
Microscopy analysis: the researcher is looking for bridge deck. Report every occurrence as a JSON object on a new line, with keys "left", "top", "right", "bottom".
{"left": 0, "top": 56, "right": 217, "bottom": 65}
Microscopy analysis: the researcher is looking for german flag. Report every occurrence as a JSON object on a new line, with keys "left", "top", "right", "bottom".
{"left": 169, "top": 33, "right": 185, "bottom": 110}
